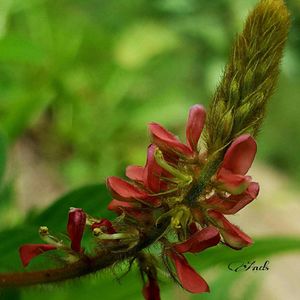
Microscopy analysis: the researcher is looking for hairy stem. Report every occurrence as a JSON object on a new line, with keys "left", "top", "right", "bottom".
{"left": 187, "top": 153, "right": 222, "bottom": 205}
{"left": 0, "top": 222, "right": 169, "bottom": 288}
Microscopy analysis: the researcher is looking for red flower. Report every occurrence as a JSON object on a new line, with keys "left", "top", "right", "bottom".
{"left": 163, "top": 227, "right": 219, "bottom": 294}
{"left": 142, "top": 275, "right": 161, "bottom": 300}
{"left": 19, "top": 208, "right": 87, "bottom": 267}
{"left": 108, "top": 199, "right": 139, "bottom": 213}
{"left": 167, "top": 250, "right": 209, "bottom": 293}
{"left": 208, "top": 210, "right": 252, "bottom": 249}
{"left": 126, "top": 165, "right": 144, "bottom": 182}
{"left": 106, "top": 176, "right": 161, "bottom": 207}
{"left": 143, "top": 144, "right": 164, "bottom": 192}
{"left": 193, "top": 135, "right": 259, "bottom": 250}
{"left": 173, "top": 226, "right": 220, "bottom": 254}
{"left": 186, "top": 104, "right": 206, "bottom": 152}
{"left": 149, "top": 105, "right": 206, "bottom": 158}
{"left": 216, "top": 134, "right": 257, "bottom": 194}
{"left": 205, "top": 182, "right": 259, "bottom": 214}
{"left": 67, "top": 208, "right": 86, "bottom": 253}
{"left": 91, "top": 219, "right": 116, "bottom": 234}
{"left": 19, "top": 244, "right": 57, "bottom": 267}
{"left": 126, "top": 144, "right": 167, "bottom": 193}
{"left": 108, "top": 199, "right": 152, "bottom": 221}
{"left": 108, "top": 145, "right": 166, "bottom": 223}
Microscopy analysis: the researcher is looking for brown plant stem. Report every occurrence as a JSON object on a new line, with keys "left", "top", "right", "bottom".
{"left": 0, "top": 222, "right": 169, "bottom": 288}
{"left": 187, "top": 153, "right": 223, "bottom": 205}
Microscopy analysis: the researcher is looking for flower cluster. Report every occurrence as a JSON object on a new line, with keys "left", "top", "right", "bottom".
{"left": 19, "top": 104, "right": 259, "bottom": 300}
{"left": 105, "top": 104, "right": 259, "bottom": 297}
{"left": 19, "top": 208, "right": 86, "bottom": 267}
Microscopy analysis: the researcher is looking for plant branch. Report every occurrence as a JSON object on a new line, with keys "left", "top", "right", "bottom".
{"left": 0, "top": 222, "right": 169, "bottom": 288}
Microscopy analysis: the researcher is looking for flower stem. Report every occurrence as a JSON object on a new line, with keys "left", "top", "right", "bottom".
{"left": 0, "top": 221, "right": 169, "bottom": 288}
{"left": 186, "top": 154, "right": 222, "bottom": 205}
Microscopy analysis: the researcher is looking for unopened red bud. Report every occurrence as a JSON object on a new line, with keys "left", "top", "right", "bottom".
{"left": 67, "top": 208, "right": 86, "bottom": 253}
{"left": 142, "top": 276, "right": 161, "bottom": 300}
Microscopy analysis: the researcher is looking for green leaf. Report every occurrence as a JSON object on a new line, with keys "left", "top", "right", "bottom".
{"left": 28, "top": 183, "right": 113, "bottom": 230}
{"left": 0, "top": 35, "right": 44, "bottom": 64}
{"left": 0, "top": 132, "right": 7, "bottom": 187}
{"left": 0, "top": 288, "right": 21, "bottom": 300}
{"left": 191, "top": 269, "right": 260, "bottom": 300}
{"left": 20, "top": 269, "right": 142, "bottom": 300}
{"left": 239, "top": 276, "right": 260, "bottom": 300}
{"left": 192, "top": 270, "right": 241, "bottom": 300}
{"left": 1, "top": 89, "right": 54, "bottom": 141}
{"left": 0, "top": 225, "right": 50, "bottom": 271}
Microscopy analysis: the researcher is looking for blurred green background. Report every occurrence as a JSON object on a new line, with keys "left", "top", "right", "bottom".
{"left": 0, "top": 0, "right": 300, "bottom": 299}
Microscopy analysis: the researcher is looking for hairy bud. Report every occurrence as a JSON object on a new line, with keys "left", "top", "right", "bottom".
{"left": 205, "top": 0, "right": 290, "bottom": 155}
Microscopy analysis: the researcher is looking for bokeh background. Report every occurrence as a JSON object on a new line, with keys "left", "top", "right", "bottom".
{"left": 0, "top": 0, "right": 300, "bottom": 299}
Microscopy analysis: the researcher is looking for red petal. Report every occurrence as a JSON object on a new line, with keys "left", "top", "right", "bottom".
{"left": 67, "top": 208, "right": 86, "bottom": 252}
{"left": 205, "top": 182, "right": 259, "bottom": 214}
{"left": 91, "top": 219, "right": 116, "bottom": 234}
{"left": 173, "top": 226, "right": 220, "bottom": 253}
{"left": 224, "top": 182, "right": 259, "bottom": 214}
{"left": 217, "top": 168, "right": 251, "bottom": 195}
{"left": 108, "top": 199, "right": 152, "bottom": 221}
{"left": 221, "top": 134, "right": 257, "bottom": 175}
{"left": 108, "top": 199, "right": 138, "bottom": 213}
{"left": 168, "top": 251, "right": 209, "bottom": 293}
{"left": 19, "top": 244, "right": 57, "bottom": 267}
{"left": 142, "top": 277, "right": 161, "bottom": 300}
{"left": 143, "top": 144, "right": 163, "bottom": 192}
{"left": 107, "top": 177, "right": 161, "bottom": 207}
{"left": 186, "top": 105, "right": 206, "bottom": 152}
{"left": 208, "top": 211, "right": 252, "bottom": 249}
{"left": 107, "top": 176, "right": 148, "bottom": 200}
{"left": 149, "top": 122, "right": 194, "bottom": 157}
{"left": 126, "top": 165, "right": 144, "bottom": 182}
